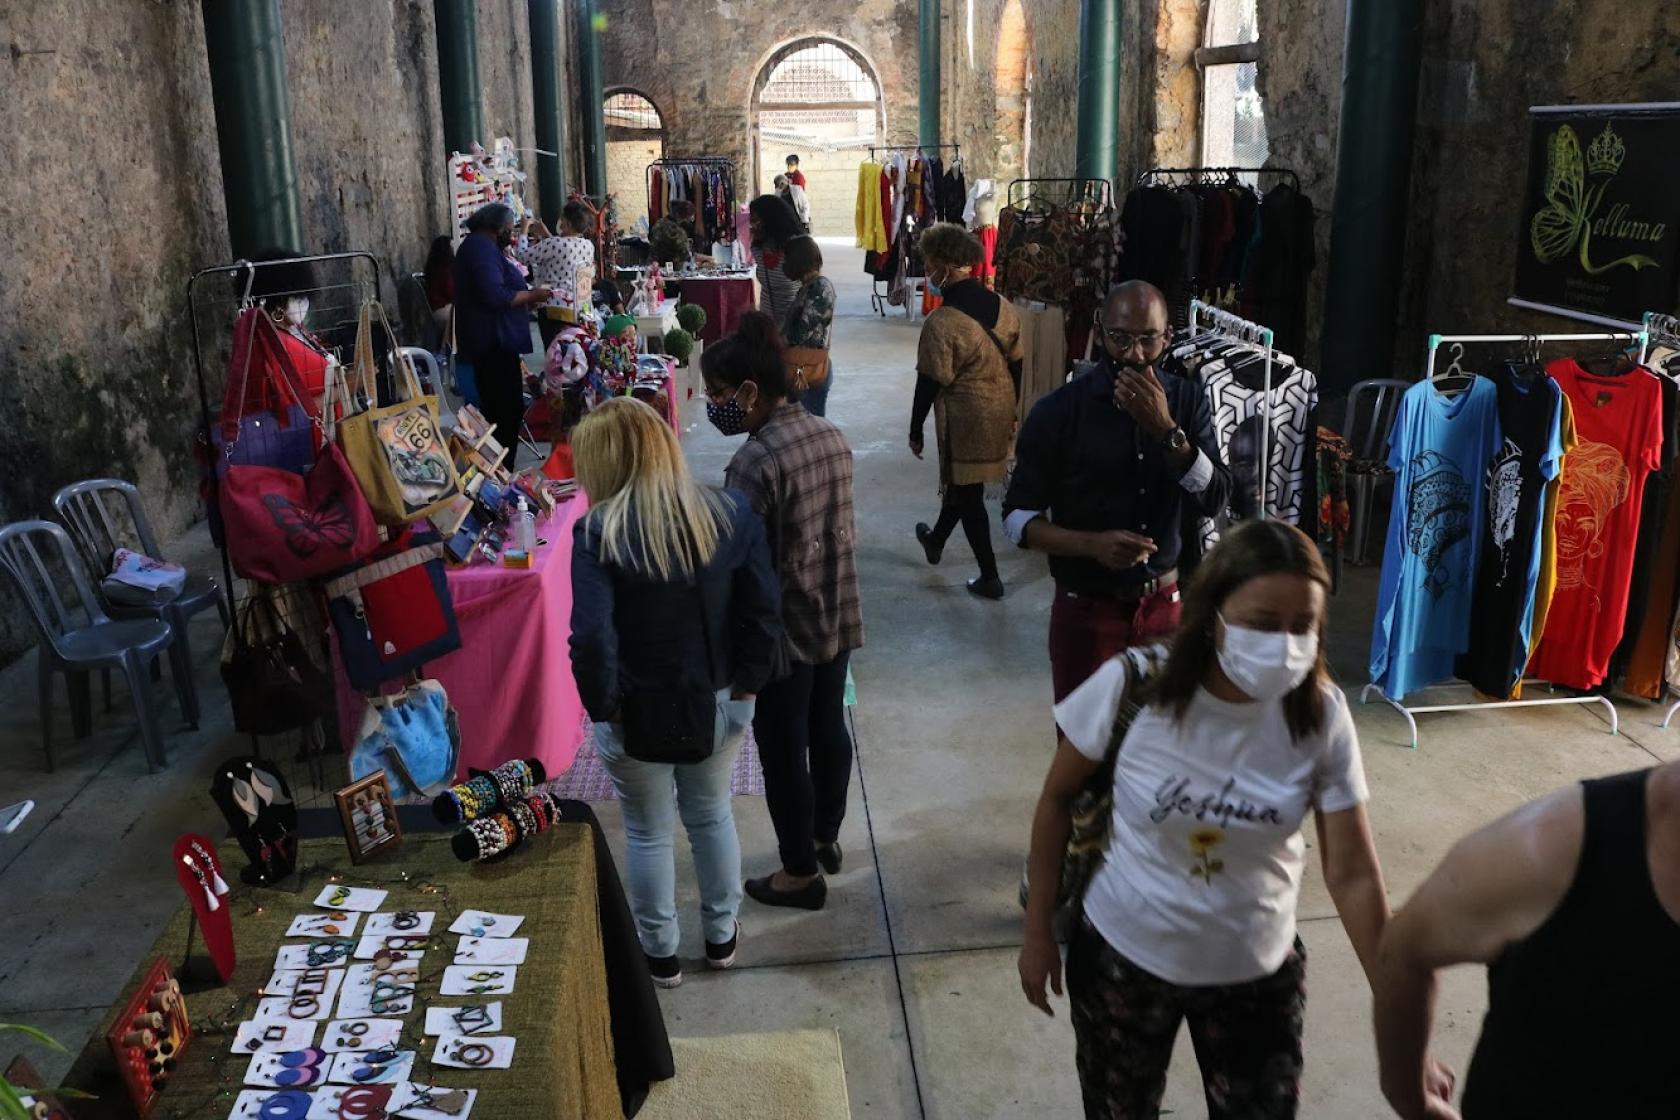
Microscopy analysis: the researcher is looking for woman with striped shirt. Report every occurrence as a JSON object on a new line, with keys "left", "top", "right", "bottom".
{"left": 749, "top": 194, "right": 804, "bottom": 332}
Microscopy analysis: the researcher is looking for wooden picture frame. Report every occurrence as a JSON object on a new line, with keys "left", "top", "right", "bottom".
{"left": 334, "top": 771, "right": 402, "bottom": 865}
{"left": 5, "top": 1055, "right": 75, "bottom": 1120}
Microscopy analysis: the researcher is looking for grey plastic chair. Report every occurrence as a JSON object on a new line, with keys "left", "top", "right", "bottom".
{"left": 52, "top": 479, "right": 229, "bottom": 728}
{"left": 1343, "top": 378, "right": 1411, "bottom": 565}
{"left": 0, "top": 520, "right": 176, "bottom": 772}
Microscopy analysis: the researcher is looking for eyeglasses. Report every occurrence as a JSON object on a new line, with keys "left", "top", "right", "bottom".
{"left": 1100, "top": 327, "right": 1168, "bottom": 353}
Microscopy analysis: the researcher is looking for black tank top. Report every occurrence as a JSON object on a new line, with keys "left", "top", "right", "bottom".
{"left": 1461, "top": 769, "right": 1680, "bottom": 1117}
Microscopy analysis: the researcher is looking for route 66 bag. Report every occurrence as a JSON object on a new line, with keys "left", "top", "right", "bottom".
{"left": 338, "top": 301, "right": 463, "bottom": 525}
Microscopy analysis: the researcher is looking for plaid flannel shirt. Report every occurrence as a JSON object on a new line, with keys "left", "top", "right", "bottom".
{"left": 725, "top": 403, "right": 864, "bottom": 665}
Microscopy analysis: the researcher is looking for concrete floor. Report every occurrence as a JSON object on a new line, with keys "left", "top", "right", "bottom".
{"left": 2, "top": 243, "right": 1677, "bottom": 1116}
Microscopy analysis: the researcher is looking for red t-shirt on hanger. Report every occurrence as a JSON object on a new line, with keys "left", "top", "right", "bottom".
{"left": 1527, "top": 359, "right": 1665, "bottom": 689}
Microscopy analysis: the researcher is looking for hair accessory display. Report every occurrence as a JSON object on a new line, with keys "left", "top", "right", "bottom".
{"left": 449, "top": 790, "right": 563, "bottom": 862}
{"left": 432, "top": 759, "right": 545, "bottom": 823}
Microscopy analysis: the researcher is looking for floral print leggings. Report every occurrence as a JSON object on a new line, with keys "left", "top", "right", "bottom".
{"left": 1067, "top": 918, "right": 1307, "bottom": 1119}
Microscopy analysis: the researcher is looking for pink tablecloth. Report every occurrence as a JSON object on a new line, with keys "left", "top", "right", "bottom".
{"left": 334, "top": 496, "right": 589, "bottom": 784}
{"left": 679, "top": 275, "right": 755, "bottom": 343}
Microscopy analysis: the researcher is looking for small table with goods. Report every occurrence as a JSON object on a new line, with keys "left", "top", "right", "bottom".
{"left": 60, "top": 821, "right": 671, "bottom": 1120}
{"left": 669, "top": 270, "right": 755, "bottom": 345}
{"left": 333, "top": 496, "right": 590, "bottom": 785}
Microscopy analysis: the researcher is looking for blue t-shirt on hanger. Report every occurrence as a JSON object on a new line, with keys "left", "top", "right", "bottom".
{"left": 1370, "top": 377, "right": 1503, "bottom": 700}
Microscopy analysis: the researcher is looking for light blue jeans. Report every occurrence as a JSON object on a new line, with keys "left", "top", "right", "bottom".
{"left": 594, "top": 690, "right": 752, "bottom": 958}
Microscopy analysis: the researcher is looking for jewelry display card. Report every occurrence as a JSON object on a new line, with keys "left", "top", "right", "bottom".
{"left": 229, "top": 1087, "right": 313, "bottom": 1120}
{"left": 320, "top": 1018, "right": 404, "bottom": 1053}
{"left": 355, "top": 933, "right": 432, "bottom": 961}
{"left": 334, "top": 981, "right": 417, "bottom": 1020}
{"left": 430, "top": 1034, "right": 516, "bottom": 1070}
{"left": 390, "top": 1083, "right": 477, "bottom": 1120}
{"left": 243, "top": 1049, "right": 329, "bottom": 1088}
{"left": 422, "top": 1002, "right": 503, "bottom": 1037}
{"left": 263, "top": 968, "right": 346, "bottom": 1001}
{"left": 447, "top": 910, "right": 524, "bottom": 938}
{"left": 255, "top": 993, "right": 335, "bottom": 1022}
{"left": 453, "top": 936, "right": 528, "bottom": 966}
{"left": 313, "top": 885, "right": 389, "bottom": 912}
{"left": 365, "top": 911, "right": 436, "bottom": 936}
{"left": 439, "top": 965, "right": 517, "bottom": 996}
{"left": 232, "top": 1019, "right": 318, "bottom": 1054}
{"left": 325, "top": 1048, "right": 415, "bottom": 1086}
{"left": 286, "top": 912, "right": 361, "bottom": 938}
{"left": 275, "top": 939, "right": 355, "bottom": 971}
{"left": 306, "top": 1084, "right": 394, "bottom": 1120}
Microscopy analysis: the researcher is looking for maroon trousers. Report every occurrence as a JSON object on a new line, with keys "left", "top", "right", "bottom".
{"left": 1048, "top": 584, "right": 1183, "bottom": 702}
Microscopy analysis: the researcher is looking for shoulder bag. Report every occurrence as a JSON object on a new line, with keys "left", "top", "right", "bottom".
{"left": 338, "top": 302, "right": 464, "bottom": 525}
{"left": 619, "top": 543, "right": 721, "bottom": 765}
{"left": 1019, "top": 645, "right": 1169, "bottom": 923}
{"left": 218, "top": 311, "right": 380, "bottom": 583}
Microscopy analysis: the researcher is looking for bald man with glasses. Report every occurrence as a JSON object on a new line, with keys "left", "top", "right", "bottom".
{"left": 1003, "top": 281, "right": 1231, "bottom": 702}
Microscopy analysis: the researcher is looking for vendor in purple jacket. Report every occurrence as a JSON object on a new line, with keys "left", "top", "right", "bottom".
{"left": 452, "top": 203, "right": 552, "bottom": 465}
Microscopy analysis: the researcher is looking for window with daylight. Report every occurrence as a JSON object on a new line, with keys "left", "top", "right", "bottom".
{"left": 603, "top": 90, "right": 664, "bottom": 228}
{"left": 1200, "top": 0, "right": 1270, "bottom": 180}
{"left": 752, "top": 38, "right": 884, "bottom": 232}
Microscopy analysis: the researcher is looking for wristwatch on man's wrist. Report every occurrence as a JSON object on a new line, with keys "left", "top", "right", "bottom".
{"left": 1161, "top": 426, "right": 1189, "bottom": 451}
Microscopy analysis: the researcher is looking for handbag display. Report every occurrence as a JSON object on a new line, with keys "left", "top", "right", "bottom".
{"left": 349, "top": 679, "right": 462, "bottom": 798}
{"left": 620, "top": 570, "right": 719, "bottom": 765}
{"left": 218, "top": 311, "right": 379, "bottom": 583}
{"left": 326, "top": 530, "right": 462, "bottom": 691}
{"left": 783, "top": 345, "right": 831, "bottom": 393}
{"left": 338, "top": 302, "right": 463, "bottom": 525}
{"left": 220, "top": 583, "right": 335, "bottom": 736}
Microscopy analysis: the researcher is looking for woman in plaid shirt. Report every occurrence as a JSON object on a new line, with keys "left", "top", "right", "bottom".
{"left": 700, "top": 312, "right": 865, "bottom": 911}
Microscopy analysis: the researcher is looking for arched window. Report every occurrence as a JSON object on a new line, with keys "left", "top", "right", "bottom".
{"left": 1199, "top": 0, "right": 1269, "bottom": 176}
{"left": 751, "top": 38, "right": 884, "bottom": 235}
{"left": 603, "top": 90, "right": 664, "bottom": 228}
{"left": 994, "top": 0, "right": 1031, "bottom": 184}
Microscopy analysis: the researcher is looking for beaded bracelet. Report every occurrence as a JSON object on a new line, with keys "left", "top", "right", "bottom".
{"left": 431, "top": 758, "right": 547, "bottom": 823}
{"left": 508, "top": 801, "right": 539, "bottom": 839}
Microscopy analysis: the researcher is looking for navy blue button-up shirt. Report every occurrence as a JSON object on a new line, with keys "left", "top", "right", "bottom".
{"left": 1002, "top": 356, "right": 1231, "bottom": 596}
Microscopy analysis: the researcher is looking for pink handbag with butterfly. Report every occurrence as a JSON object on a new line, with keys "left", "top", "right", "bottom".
{"left": 219, "top": 312, "right": 378, "bottom": 583}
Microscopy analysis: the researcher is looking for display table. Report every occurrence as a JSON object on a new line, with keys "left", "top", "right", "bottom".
{"left": 673, "top": 273, "right": 754, "bottom": 343}
{"left": 333, "top": 496, "right": 588, "bottom": 783}
{"left": 61, "top": 831, "right": 622, "bottom": 1119}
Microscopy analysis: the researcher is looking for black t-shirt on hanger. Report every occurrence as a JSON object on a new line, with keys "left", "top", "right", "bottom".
{"left": 1457, "top": 367, "right": 1563, "bottom": 697}
{"left": 1609, "top": 370, "right": 1679, "bottom": 682}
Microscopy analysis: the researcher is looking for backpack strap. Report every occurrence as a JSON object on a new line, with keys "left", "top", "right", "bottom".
{"left": 1094, "top": 643, "right": 1170, "bottom": 783}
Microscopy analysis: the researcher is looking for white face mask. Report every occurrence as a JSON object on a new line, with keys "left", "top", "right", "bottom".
{"left": 283, "top": 297, "right": 310, "bottom": 327}
{"left": 1216, "top": 614, "right": 1318, "bottom": 702}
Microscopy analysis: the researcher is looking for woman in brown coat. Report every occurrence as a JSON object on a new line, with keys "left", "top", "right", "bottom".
{"left": 910, "top": 223, "right": 1024, "bottom": 600}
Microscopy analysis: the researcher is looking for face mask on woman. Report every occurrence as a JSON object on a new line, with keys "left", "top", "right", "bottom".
{"left": 926, "top": 267, "right": 946, "bottom": 297}
{"left": 706, "top": 387, "right": 753, "bottom": 436}
{"left": 1216, "top": 614, "right": 1318, "bottom": 702}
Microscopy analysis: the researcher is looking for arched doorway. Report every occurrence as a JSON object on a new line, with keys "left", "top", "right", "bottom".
{"left": 995, "top": 0, "right": 1031, "bottom": 186}
{"left": 603, "top": 89, "right": 665, "bottom": 229}
{"left": 751, "top": 38, "right": 884, "bottom": 236}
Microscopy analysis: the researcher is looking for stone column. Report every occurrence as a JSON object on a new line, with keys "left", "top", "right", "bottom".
{"left": 528, "top": 0, "right": 569, "bottom": 224}
{"left": 1074, "top": 0, "right": 1121, "bottom": 183}
{"left": 574, "top": 0, "right": 608, "bottom": 198}
{"left": 201, "top": 0, "right": 303, "bottom": 256}
{"left": 433, "top": 0, "right": 486, "bottom": 155}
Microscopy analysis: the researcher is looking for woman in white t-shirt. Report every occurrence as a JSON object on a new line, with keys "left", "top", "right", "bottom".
{"left": 517, "top": 201, "right": 598, "bottom": 352}
{"left": 1019, "top": 519, "right": 1454, "bottom": 1119}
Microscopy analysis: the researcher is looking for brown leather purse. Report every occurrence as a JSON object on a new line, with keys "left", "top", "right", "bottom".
{"left": 783, "top": 346, "right": 831, "bottom": 391}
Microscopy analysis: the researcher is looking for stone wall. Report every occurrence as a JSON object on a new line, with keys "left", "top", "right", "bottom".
{"left": 0, "top": 0, "right": 550, "bottom": 659}
{"left": 597, "top": 0, "right": 919, "bottom": 204}
{"left": 1256, "top": 0, "right": 1680, "bottom": 376}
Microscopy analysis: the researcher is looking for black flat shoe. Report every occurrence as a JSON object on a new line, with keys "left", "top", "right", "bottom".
{"left": 967, "top": 576, "right": 1006, "bottom": 601}
{"left": 815, "top": 841, "right": 843, "bottom": 876}
{"left": 745, "top": 873, "right": 828, "bottom": 911}
{"left": 915, "top": 523, "right": 943, "bottom": 565}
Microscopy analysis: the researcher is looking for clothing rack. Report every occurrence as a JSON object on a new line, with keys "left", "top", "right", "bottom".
{"left": 1640, "top": 311, "right": 1680, "bottom": 730}
{"left": 644, "top": 158, "right": 735, "bottom": 209}
{"left": 1006, "top": 177, "right": 1112, "bottom": 209}
{"left": 1363, "top": 329, "right": 1649, "bottom": 746}
{"left": 1186, "top": 300, "right": 1276, "bottom": 520}
{"left": 1136, "top": 166, "right": 1302, "bottom": 192}
{"left": 867, "top": 143, "right": 961, "bottom": 159}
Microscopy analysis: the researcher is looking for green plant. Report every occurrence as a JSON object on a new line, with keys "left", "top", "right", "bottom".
{"left": 647, "top": 219, "right": 692, "bottom": 266}
{"left": 675, "top": 303, "right": 708, "bottom": 335}
{"left": 0, "top": 1024, "right": 93, "bottom": 1120}
{"left": 663, "top": 327, "right": 696, "bottom": 366}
